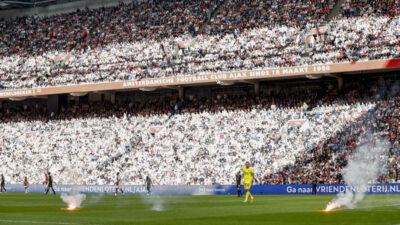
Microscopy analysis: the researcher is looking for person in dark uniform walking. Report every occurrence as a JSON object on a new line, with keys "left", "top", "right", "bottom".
{"left": 45, "top": 172, "right": 56, "bottom": 195}
{"left": 312, "top": 179, "right": 318, "bottom": 195}
{"left": 1, "top": 174, "right": 6, "bottom": 193}
{"left": 236, "top": 171, "right": 243, "bottom": 197}
{"left": 145, "top": 176, "right": 152, "bottom": 195}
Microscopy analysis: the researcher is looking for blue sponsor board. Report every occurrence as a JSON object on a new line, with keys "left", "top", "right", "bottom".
{"left": 281, "top": 184, "right": 400, "bottom": 195}
{"left": 3, "top": 184, "right": 400, "bottom": 195}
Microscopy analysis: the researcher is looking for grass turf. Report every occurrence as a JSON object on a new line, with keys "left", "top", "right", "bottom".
{"left": 0, "top": 193, "right": 400, "bottom": 225}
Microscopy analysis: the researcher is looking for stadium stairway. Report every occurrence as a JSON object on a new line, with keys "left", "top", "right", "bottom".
{"left": 197, "top": 0, "right": 229, "bottom": 35}
{"left": 326, "top": 0, "right": 345, "bottom": 23}
{"left": 303, "top": 0, "right": 344, "bottom": 54}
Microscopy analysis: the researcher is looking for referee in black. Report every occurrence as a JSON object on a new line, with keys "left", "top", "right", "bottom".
{"left": 45, "top": 172, "right": 56, "bottom": 195}
{"left": 312, "top": 178, "right": 318, "bottom": 195}
{"left": 236, "top": 171, "right": 243, "bottom": 197}
{"left": 145, "top": 176, "right": 152, "bottom": 195}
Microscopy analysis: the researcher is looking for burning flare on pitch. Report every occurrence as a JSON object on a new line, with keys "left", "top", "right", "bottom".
{"left": 60, "top": 190, "right": 86, "bottom": 211}
{"left": 324, "top": 202, "right": 340, "bottom": 212}
{"left": 67, "top": 203, "right": 77, "bottom": 211}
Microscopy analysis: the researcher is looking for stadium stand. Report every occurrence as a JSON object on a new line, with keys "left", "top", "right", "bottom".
{"left": 0, "top": 0, "right": 399, "bottom": 90}
{"left": 308, "top": 0, "right": 400, "bottom": 65}
{"left": 265, "top": 97, "right": 400, "bottom": 185}
{"left": 0, "top": 0, "right": 399, "bottom": 187}
{"left": 0, "top": 74, "right": 399, "bottom": 185}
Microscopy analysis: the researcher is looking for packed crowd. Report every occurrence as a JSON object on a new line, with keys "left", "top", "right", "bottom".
{"left": 2, "top": 77, "right": 396, "bottom": 185}
{"left": 0, "top": 0, "right": 399, "bottom": 90}
{"left": 264, "top": 80, "right": 400, "bottom": 184}
{"left": 308, "top": 0, "right": 400, "bottom": 64}
{"left": 204, "top": 0, "right": 335, "bottom": 35}
{"left": 0, "top": 0, "right": 220, "bottom": 56}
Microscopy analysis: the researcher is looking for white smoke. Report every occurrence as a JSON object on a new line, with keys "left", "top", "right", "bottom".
{"left": 326, "top": 138, "right": 388, "bottom": 210}
{"left": 84, "top": 193, "right": 104, "bottom": 206}
{"left": 141, "top": 194, "right": 165, "bottom": 211}
{"left": 61, "top": 186, "right": 86, "bottom": 210}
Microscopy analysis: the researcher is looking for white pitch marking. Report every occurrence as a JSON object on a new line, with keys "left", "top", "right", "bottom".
{"left": 0, "top": 220, "right": 79, "bottom": 225}
{"left": 339, "top": 203, "right": 400, "bottom": 210}
{"left": 0, "top": 220, "right": 104, "bottom": 225}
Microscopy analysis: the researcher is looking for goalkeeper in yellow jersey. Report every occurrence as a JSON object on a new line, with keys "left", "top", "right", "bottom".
{"left": 242, "top": 161, "right": 255, "bottom": 203}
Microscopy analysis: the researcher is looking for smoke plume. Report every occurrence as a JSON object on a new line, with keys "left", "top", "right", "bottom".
{"left": 84, "top": 193, "right": 104, "bottom": 206}
{"left": 61, "top": 186, "right": 86, "bottom": 210}
{"left": 325, "top": 138, "right": 388, "bottom": 211}
{"left": 141, "top": 194, "right": 165, "bottom": 211}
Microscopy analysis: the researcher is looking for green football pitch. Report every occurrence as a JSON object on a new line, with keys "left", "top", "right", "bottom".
{"left": 1, "top": 193, "right": 400, "bottom": 225}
